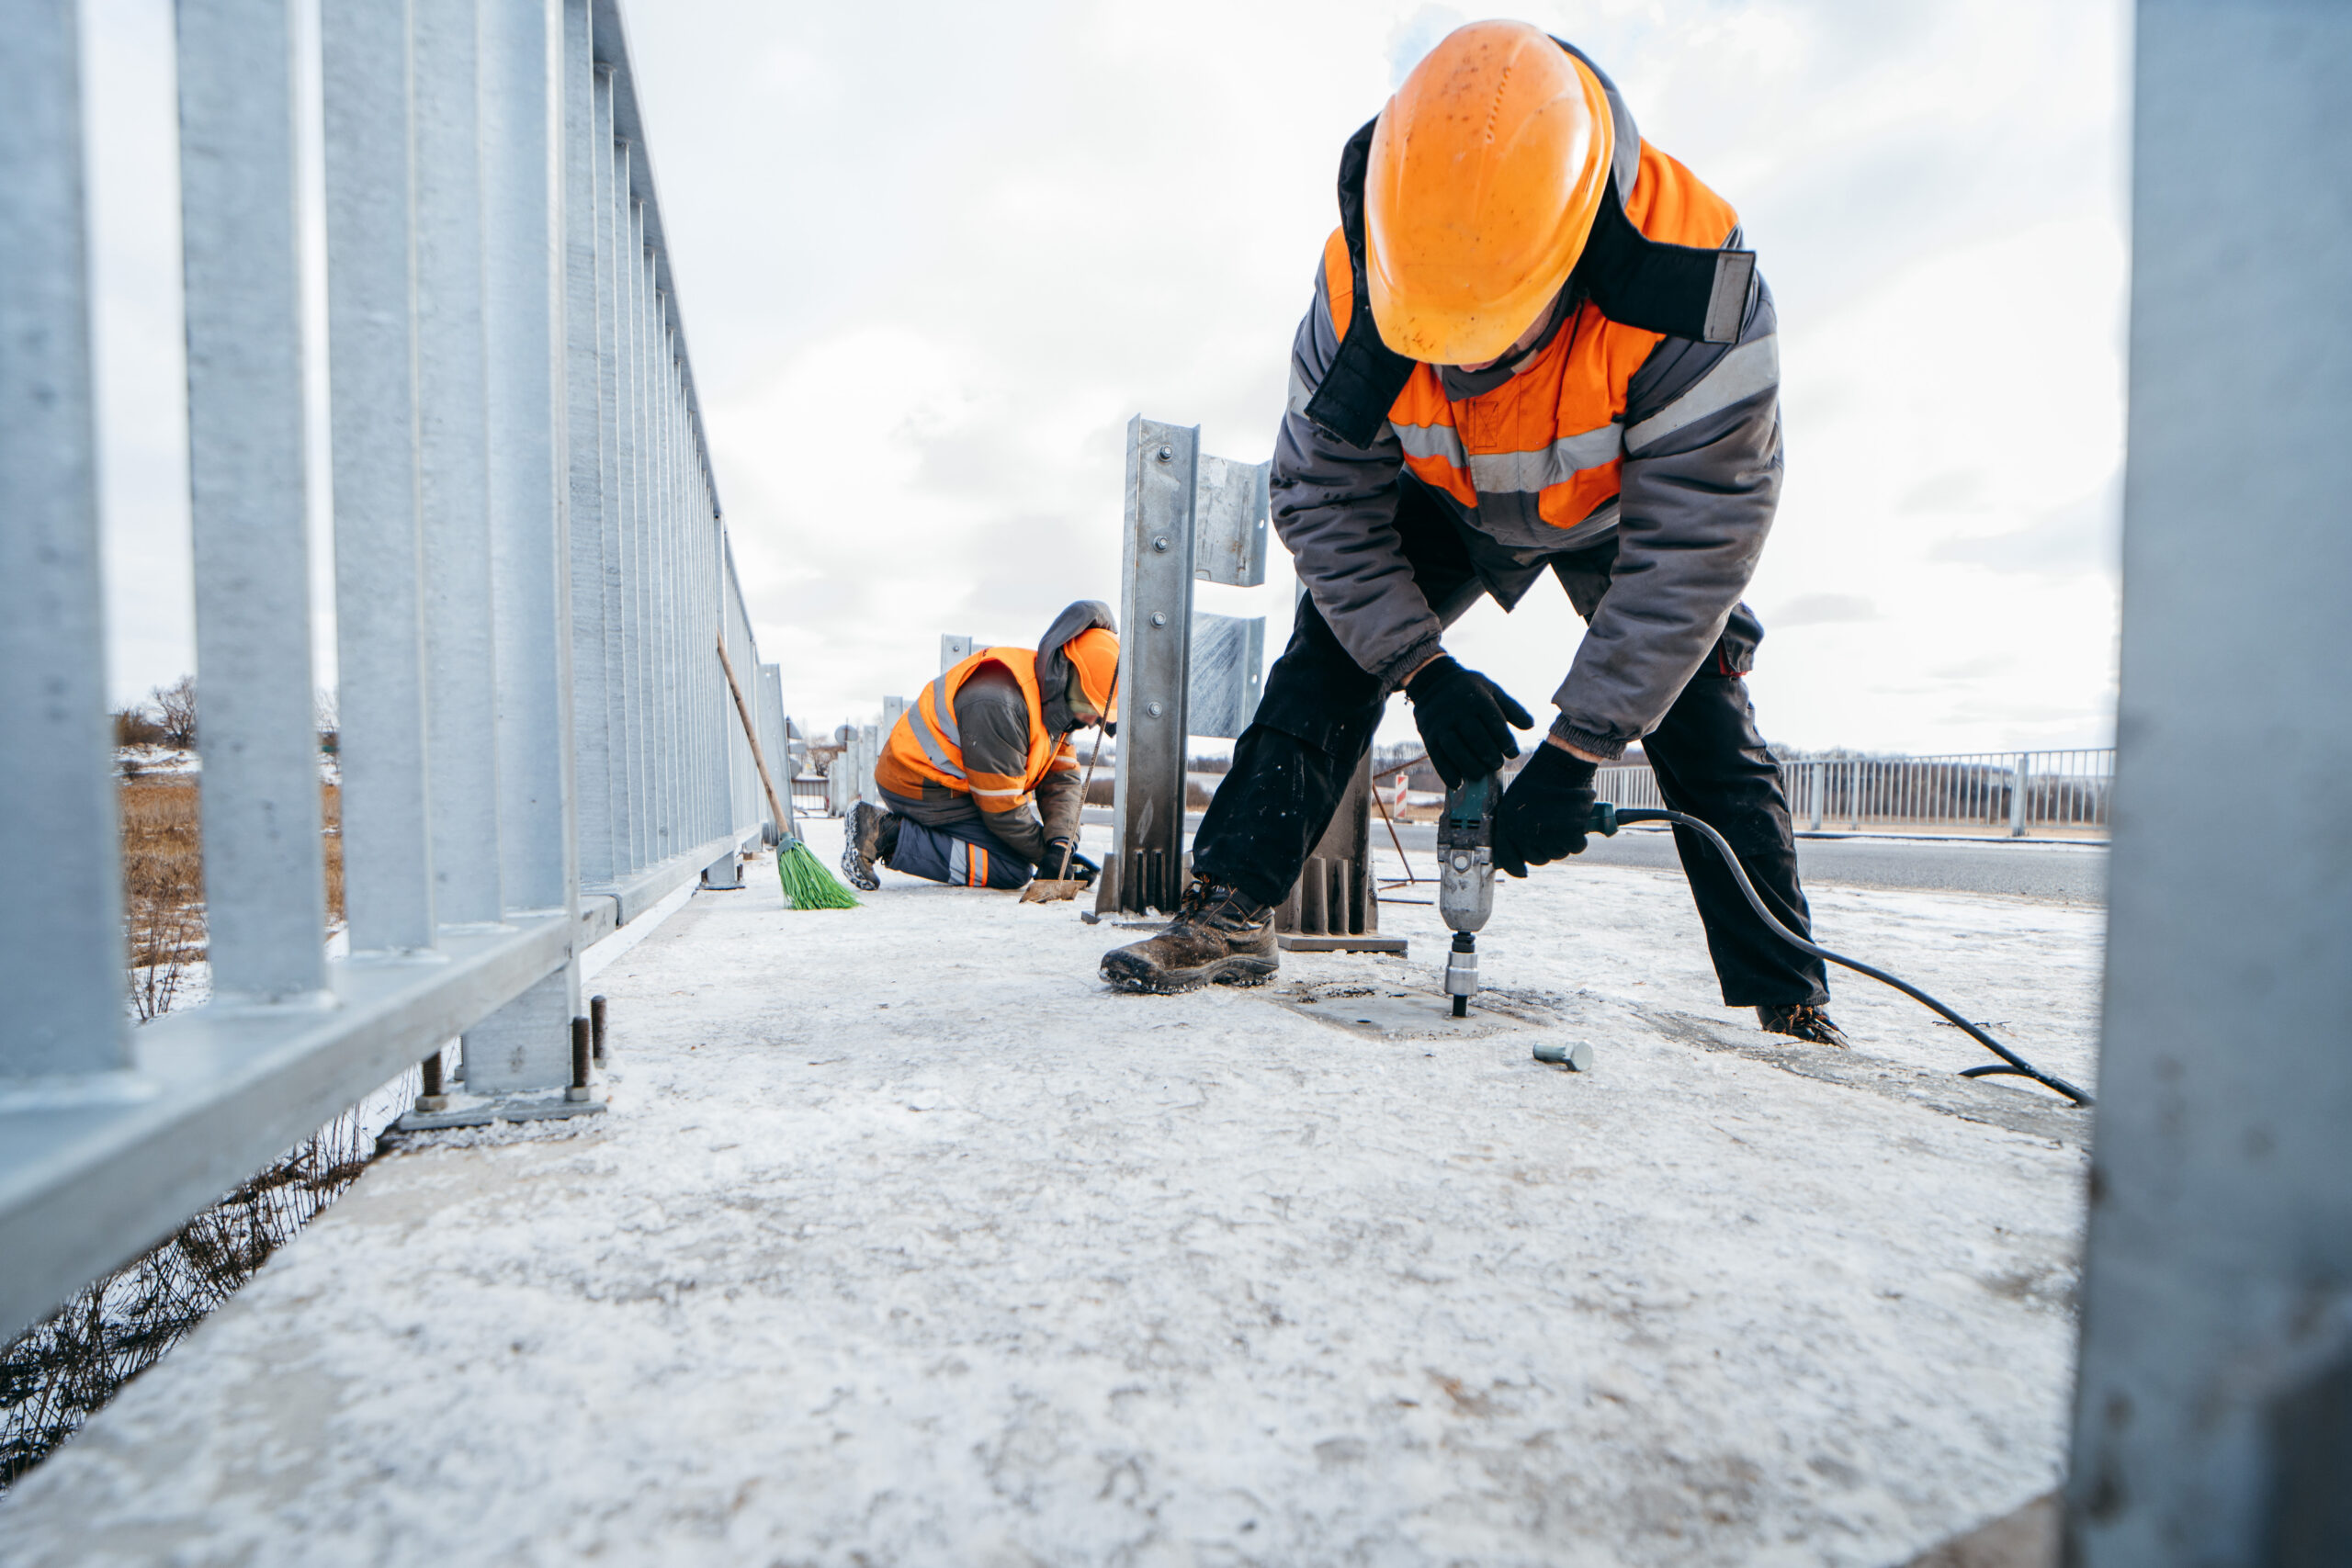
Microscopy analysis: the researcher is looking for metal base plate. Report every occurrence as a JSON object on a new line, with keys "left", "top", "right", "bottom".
{"left": 1276, "top": 983, "right": 1534, "bottom": 1041}
{"left": 1276, "top": 934, "right": 1409, "bottom": 954}
{"left": 393, "top": 1086, "right": 606, "bottom": 1132}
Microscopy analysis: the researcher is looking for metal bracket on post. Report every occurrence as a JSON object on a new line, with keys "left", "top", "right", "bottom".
{"left": 939, "top": 634, "right": 975, "bottom": 674}
{"left": 1274, "top": 753, "right": 1407, "bottom": 953}
{"left": 1185, "top": 614, "right": 1263, "bottom": 739}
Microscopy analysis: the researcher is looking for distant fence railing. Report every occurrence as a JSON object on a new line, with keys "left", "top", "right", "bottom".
{"left": 1, "top": 0, "right": 786, "bottom": 1346}
{"left": 1597, "top": 750, "right": 2115, "bottom": 839}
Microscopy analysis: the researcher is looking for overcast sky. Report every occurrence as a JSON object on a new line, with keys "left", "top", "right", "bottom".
{"left": 84, "top": 0, "right": 2129, "bottom": 756}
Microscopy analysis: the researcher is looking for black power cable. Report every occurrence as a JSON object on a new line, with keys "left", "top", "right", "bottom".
{"left": 1600, "top": 806, "right": 2093, "bottom": 1107}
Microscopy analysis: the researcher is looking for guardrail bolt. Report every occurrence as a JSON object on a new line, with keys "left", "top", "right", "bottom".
{"left": 1155, "top": 445, "right": 1173, "bottom": 463}
{"left": 590, "top": 994, "right": 608, "bottom": 1066}
{"left": 568, "top": 1016, "right": 594, "bottom": 1101}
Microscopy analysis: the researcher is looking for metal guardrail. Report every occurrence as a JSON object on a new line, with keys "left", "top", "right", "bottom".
{"left": 0, "top": 0, "right": 786, "bottom": 1345}
{"left": 1596, "top": 749, "right": 2116, "bottom": 838}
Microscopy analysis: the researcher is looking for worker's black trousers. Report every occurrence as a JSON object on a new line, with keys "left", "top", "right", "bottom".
{"left": 1191, "top": 491, "right": 1830, "bottom": 1010}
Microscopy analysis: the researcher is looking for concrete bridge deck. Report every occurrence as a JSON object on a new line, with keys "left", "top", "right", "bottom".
{"left": 0, "top": 821, "right": 2098, "bottom": 1566}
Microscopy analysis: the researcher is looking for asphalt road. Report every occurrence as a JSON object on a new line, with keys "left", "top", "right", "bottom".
{"left": 1081, "top": 808, "right": 2108, "bottom": 903}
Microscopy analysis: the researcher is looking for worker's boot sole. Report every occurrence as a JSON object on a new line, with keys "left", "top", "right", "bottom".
{"left": 1099, "top": 951, "right": 1278, "bottom": 995}
{"left": 840, "top": 802, "right": 885, "bottom": 892}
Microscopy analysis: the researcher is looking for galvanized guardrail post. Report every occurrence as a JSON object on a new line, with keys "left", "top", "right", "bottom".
{"left": 1097, "top": 418, "right": 1285, "bottom": 919}
{"left": 1102, "top": 417, "right": 1200, "bottom": 913}
{"left": 2067, "top": 5, "right": 2352, "bottom": 1556}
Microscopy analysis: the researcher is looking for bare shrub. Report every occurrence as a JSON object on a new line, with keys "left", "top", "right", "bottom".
{"left": 151, "top": 675, "right": 198, "bottom": 750}
{"left": 112, "top": 706, "right": 167, "bottom": 748}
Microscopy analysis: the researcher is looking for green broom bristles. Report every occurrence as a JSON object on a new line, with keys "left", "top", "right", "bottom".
{"left": 776, "top": 836, "right": 860, "bottom": 909}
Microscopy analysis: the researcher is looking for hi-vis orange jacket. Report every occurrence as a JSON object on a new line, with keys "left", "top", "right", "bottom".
{"left": 875, "top": 648, "right": 1079, "bottom": 842}
{"left": 1273, "top": 39, "right": 1783, "bottom": 761}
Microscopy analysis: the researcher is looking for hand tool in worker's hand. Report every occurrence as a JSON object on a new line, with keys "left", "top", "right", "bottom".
{"left": 1021, "top": 727, "right": 1108, "bottom": 904}
{"left": 1438, "top": 771, "right": 1500, "bottom": 1017}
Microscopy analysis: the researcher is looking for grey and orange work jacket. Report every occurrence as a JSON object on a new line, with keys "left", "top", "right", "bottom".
{"left": 874, "top": 601, "right": 1110, "bottom": 870}
{"left": 1277, "top": 40, "right": 1782, "bottom": 760}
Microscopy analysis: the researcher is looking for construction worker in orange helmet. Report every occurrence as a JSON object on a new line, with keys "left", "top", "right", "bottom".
{"left": 843, "top": 602, "right": 1119, "bottom": 894}
{"left": 1103, "top": 22, "right": 1846, "bottom": 1045}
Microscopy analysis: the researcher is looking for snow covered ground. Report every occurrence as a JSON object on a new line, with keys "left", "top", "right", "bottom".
{"left": 0, "top": 818, "right": 2098, "bottom": 1566}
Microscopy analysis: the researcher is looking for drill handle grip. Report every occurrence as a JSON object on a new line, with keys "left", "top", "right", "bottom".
{"left": 1588, "top": 800, "right": 1620, "bottom": 838}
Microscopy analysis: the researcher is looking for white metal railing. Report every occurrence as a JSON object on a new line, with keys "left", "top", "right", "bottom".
{"left": 1597, "top": 749, "right": 2116, "bottom": 839}
{"left": 0, "top": 0, "right": 786, "bottom": 1346}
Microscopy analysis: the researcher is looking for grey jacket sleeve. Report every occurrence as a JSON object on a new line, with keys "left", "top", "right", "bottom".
{"left": 952, "top": 669, "right": 1047, "bottom": 863}
{"left": 1033, "top": 748, "right": 1081, "bottom": 849}
{"left": 1268, "top": 264, "right": 1447, "bottom": 692}
{"left": 1550, "top": 265, "right": 1783, "bottom": 759}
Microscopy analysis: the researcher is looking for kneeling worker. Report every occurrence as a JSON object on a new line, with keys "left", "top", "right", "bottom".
{"left": 1102, "top": 22, "right": 1844, "bottom": 1043}
{"left": 842, "top": 602, "right": 1119, "bottom": 893}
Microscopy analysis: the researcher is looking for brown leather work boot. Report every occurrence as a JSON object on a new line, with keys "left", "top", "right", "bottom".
{"left": 1757, "top": 1002, "right": 1850, "bottom": 1048}
{"left": 1100, "top": 878, "right": 1278, "bottom": 994}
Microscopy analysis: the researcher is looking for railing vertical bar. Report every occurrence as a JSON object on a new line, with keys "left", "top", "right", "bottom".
{"left": 659, "top": 303, "right": 684, "bottom": 851}
{"left": 592, "top": 78, "right": 635, "bottom": 875}
{"left": 413, "top": 0, "right": 503, "bottom": 924}
{"left": 0, "top": 0, "right": 131, "bottom": 1078}
{"left": 636, "top": 221, "right": 668, "bottom": 859}
{"left": 609, "top": 154, "right": 647, "bottom": 874}
{"left": 482, "top": 0, "right": 577, "bottom": 919}
{"left": 177, "top": 0, "right": 326, "bottom": 1001}
{"left": 560, "top": 0, "right": 612, "bottom": 890}
{"left": 641, "top": 259, "right": 666, "bottom": 857}
{"left": 458, "top": 0, "right": 578, "bottom": 1100}
{"left": 323, "top": 0, "right": 435, "bottom": 955}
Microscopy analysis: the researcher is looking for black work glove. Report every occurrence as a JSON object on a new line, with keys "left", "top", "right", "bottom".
{"left": 1042, "top": 840, "right": 1099, "bottom": 884}
{"left": 1405, "top": 655, "right": 1534, "bottom": 788}
{"left": 1493, "top": 742, "right": 1600, "bottom": 877}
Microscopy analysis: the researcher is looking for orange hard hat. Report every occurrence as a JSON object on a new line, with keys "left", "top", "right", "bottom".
{"left": 1365, "top": 21, "right": 1614, "bottom": 366}
{"left": 1064, "top": 626, "right": 1120, "bottom": 723}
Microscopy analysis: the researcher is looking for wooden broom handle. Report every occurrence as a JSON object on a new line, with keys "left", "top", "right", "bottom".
{"left": 715, "top": 633, "right": 792, "bottom": 839}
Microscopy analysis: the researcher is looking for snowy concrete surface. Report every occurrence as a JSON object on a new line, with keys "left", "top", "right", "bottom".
{"left": 0, "top": 819, "right": 2098, "bottom": 1567}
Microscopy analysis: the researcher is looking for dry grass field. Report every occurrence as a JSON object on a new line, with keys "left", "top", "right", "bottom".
{"left": 118, "top": 775, "right": 343, "bottom": 1019}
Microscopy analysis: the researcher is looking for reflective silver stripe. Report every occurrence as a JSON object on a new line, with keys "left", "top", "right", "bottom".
{"left": 1394, "top": 420, "right": 1466, "bottom": 466}
{"left": 947, "top": 840, "right": 967, "bottom": 883}
{"left": 1397, "top": 420, "right": 1622, "bottom": 493}
{"left": 969, "top": 785, "right": 1027, "bottom": 802}
{"left": 1464, "top": 423, "right": 1623, "bottom": 491}
{"left": 1624, "top": 333, "right": 1779, "bottom": 454}
{"left": 927, "top": 683, "right": 959, "bottom": 746}
{"left": 908, "top": 705, "right": 965, "bottom": 780}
